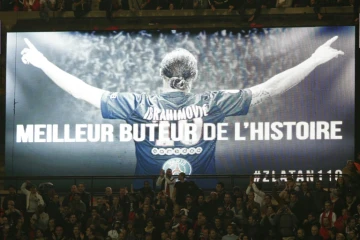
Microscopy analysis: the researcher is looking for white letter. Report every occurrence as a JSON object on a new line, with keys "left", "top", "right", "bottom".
{"left": 316, "top": 121, "right": 330, "bottom": 139}
{"left": 64, "top": 124, "right": 75, "bottom": 142}
{"left": 102, "top": 124, "right": 114, "bottom": 142}
{"left": 133, "top": 124, "right": 146, "bottom": 142}
{"left": 185, "top": 106, "right": 193, "bottom": 119}
{"left": 306, "top": 170, "right": 314, "bottom": 182}
{"left": 202, "top": 104, "right": 209, "bottom": 116}
{"left": 250, "top": 122, "right": 263, "bottom": 140}
{"left": 310, "top": 121, "right": 316, "bottom": 140}
{"left": 170, "top": 122, "right": 182, "bottom": 142}
{"left": 204, "top": 123, "right": 216, "bottom": 141}
{"left": 330, "top": 121, "right": 342, "bottom": 139}
{"left": 144, "top": 107, "right": 153, "bottom": 120}
{"left": 184, "top": 123, "right": 197, "bottom": 144}
{"left": 16, "top": 124, "right": 34, "bottom": 143}
{"left": 296, "top": 170, "right": 304, "bottom": 182}
{"left": 119, "top": 124, "right": 132, "bottom": 142}
{"left": 158, "top": 121, "right": 171, "bottom": 142}
{"left": 34, "top": 124, "right": 46, "bottom": 142}
{"left": 264, "top": 122, "right": 270, "bottom": 140}
{"left": 46, "top": 124, "right": 52, "bottom": 142}
{"left": 146, "top": 123, "right": 157, "bottom": 142}
{"left": 75, "top": 124, "right": 88, "bottom": 142}
{"left": 296, "top": 122, "right": 309, "bottom": 140}
{"left": 234, "top": 122, "right": 246, "bottom": 140}
{"left": 88, "top": 124, "right": 101, "bottom": 142}
{"left": 53, "top": 125, "right": 64, "bottom": 142}
{"left": 272, "top": 171, "right": 276, "bottom": 182}
{"left": 217, "top": 123, "right": 228, "bottom": 141}
{"left": 283, "top": 122, "right": 296, "bottom": 140}
{"left": 263, "top": 170, "right": 269, "bottom": 182}
{"left": 280, "top": 171, "right": 287, "bottom": 181}
{"left": 271, "top": 122, "right": 283, "bottom": 140}
{"left": 289, "top": 170, "right": 296, "bottom": 176}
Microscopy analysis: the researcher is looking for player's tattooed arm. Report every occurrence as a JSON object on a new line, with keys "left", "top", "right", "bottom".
{"left": 249, "top": 85, "right": 271, "bottom": 107}
{"left": 248, "top": 36, "right": 343, "bottom": 107}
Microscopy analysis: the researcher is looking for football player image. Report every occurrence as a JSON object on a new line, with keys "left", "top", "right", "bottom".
{"left": 20, "top": 35, "right": 344, "bottom": 178}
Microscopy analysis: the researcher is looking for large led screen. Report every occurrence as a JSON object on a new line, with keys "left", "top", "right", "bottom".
{"left": 6, "top": 27, "right": 355, "bottom": 185}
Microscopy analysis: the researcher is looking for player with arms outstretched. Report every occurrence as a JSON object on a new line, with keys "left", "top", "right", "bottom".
{"left": 20, "top": 36, "right": 344, "bottom": 177}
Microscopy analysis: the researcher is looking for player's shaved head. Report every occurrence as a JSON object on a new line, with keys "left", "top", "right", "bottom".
{"left": 160, "top": 48, "right": 198, "bottom": 92}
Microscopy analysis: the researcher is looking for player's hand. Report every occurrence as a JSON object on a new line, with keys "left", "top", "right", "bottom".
{"left": 21, "top": 38, "right": 48, "bottom": 69}
{"left": 311, "top": 36, "right": 344, "bottom": 65}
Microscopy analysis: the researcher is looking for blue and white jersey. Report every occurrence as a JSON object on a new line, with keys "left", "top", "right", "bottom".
{"left": 101, "top": 89, "right": 252, "bottom": 176}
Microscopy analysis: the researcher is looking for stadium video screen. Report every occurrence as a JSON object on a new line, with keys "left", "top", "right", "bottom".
{"left": 6, "top": 27, "right": 355, "bottom": 185}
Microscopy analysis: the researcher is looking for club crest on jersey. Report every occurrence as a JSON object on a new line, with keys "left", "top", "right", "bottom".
{"left": 162, "top": 158, "right": 192, "bottom": 176}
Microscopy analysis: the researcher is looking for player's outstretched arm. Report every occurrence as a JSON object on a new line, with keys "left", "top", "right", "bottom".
{"left": 249, "top": 36, "right": 344, "bottom": 107}
{"left": 21, "top": 38, "right": 105, "bottom": 109}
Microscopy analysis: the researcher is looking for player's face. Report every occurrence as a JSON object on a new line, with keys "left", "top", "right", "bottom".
{"left": 166, "top": 169, "right": 172, "bottom": 177}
